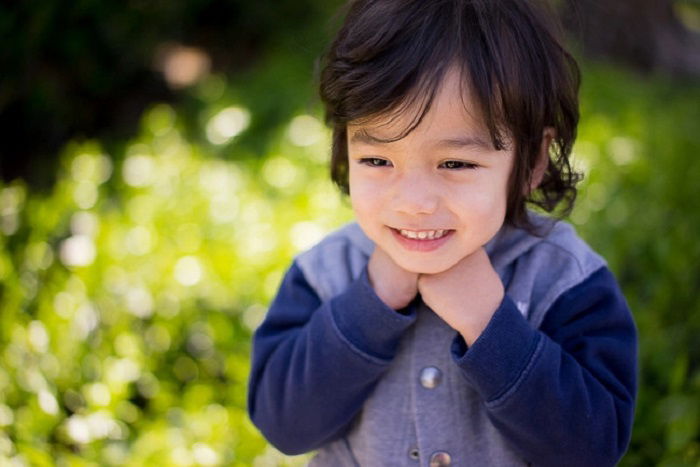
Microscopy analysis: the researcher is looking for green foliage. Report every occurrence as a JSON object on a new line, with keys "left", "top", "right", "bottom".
{"left": 0, "top": 62, "right": 698, "bottom": 465}
{"left": 573, "top": 65, "right": 700, "bottom": 466}
{"left": 0, "top": 96, "right": 351, "bottom": 464}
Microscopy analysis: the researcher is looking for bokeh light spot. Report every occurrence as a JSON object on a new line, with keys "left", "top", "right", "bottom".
{"left": 123, "top": 154, "right": 156, "bottom": 187}
{"left": 25, "top": 242, "right": 54, "bottom": 271}
{"left": 287, "top": 114, "right": 324, "bottom": 147}
{"left": 157, "top": 44, "right": 211, "bottom": 89}
{"left": 175, "top": 256, "right": 203, "bottom": 286}
{"left": 136, "top": 372, "right": 160, "bottom": 399}
{"left": 0, "top": 212, "right": 19, "bottom": 235}
{"left": 73, "top": 181, "right": 98, "bottom": 209}
{"left": 290, "top": 221, "right": 326, "bottom": 252}
{"left": 60, "top": 235, "right": 96, "bottom": 267}
{"left": 125, "top": 287, "right": 154, "bottom": 319}
{"left": 75, "top": 303, "right": 99, "bottom": 339}
{"left": 243, "top": 304, "right": 267, "bottom": 332}
{"left": 38, "top": 389, "right": 59, "bottom": 416}
{"left": 70, "top": 211, "right": 99, "bottom": 237}
{"left": 586, "top": 182, "right": 610, "bottom": 211}
{"left": 608, "top": 136, "right": 639, "bottom": 166}
{"left": 197, "top": 74, "right": 226, "bottom": 102}
{"left": 84, "top": 382, "right": 111, "bottom": 407}
{"left": 187, "top": 331, "right": 213, "bottom": 358}
{"left": 66, "top": 415, "right": 91, "bottom": 444}
{"left": 0, "top": 184, "right": 25, "bottom": 215}
{"left": 65, "top": 411, "right": 123, "bottom": 444}
{"left": 145, "top": 324, "right": 171, "bottom": 353}
{"left": 0, "top": 404, "right": 14, "bottom": 427}
{"left": 71, "top": 152, "right": 113, "bottom": 184}
{"left": 171, "top": 446, "right": 193, "bottom": 466}
{"left": 115, "top": 333, "right": 141, "bottom": 359}
{"left": 106, "top": 357, "right": 141, "bottom": 385}
{"left": 28, "top": 321, "right": 49, "bottom": 353}
{"left": 53, "top": 291, "right": 78, "bottom": 319}
{"left": 206, "top": 107, "right": 250, "bottom": 145}
{"left": 262, "top": 156, "right": 300, "bottom": 189}
{"left": 125, "top": 226, "right": 153, "bottom": 256}
{"left": 143, "top": 104, "right": 176, "bottom": 136}
{"left": 192, "top": 442, "right": 220, "bottom": 466}
{"left": 208, "top": 196, "right": 240, "bottom": 224}
{"left": 238, "top": 226, "right": 277, "bottom": 261}
{"left": 0, "top": 184, "right": 24, "bottom": 235}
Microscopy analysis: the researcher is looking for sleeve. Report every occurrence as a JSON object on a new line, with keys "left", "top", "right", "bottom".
{"left": 247, "top": 261, "right": 417, "bottom": 455}
{"left": 451, "top": 266, "right": 637, "bottom": 467}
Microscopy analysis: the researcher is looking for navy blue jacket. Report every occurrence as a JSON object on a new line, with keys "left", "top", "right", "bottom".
{"left": 248, "top": 221, "right": 637, "bottom": 466}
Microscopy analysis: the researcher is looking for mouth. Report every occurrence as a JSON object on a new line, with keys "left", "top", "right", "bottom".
{"left": 397, "top": 228, "right": 449, "bottom": 240}
{"left": 390, "top": 227, "right": 454, "bottom": 252}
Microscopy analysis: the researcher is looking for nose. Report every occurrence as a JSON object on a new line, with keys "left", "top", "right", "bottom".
{"left": 389, "top": 170, "right": 439, "bottom": 216}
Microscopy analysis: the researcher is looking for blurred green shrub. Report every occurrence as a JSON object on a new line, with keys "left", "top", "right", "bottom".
{"left": 573, "top": 65, "right": 700, "bottom": 466}
{"left": 0, "top": 99, "right": 351, "bottom": 465}
{"left": 0, "top": 63, "right": 698, "bottom": 465}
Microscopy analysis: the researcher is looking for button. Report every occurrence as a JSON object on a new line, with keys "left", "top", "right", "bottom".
{"left": 419, "top": 366, "right": 442, "bottom": 389}
{"left": 429, "top": 451, "right": 452, "bottom": 467}
{"left": 408, "top": 447, "right": 420, "bottom": 461}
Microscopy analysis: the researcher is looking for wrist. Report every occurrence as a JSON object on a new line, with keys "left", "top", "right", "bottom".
{"left": 458, "top": 318, "right": 490, "bottom": 347}
{"left": 366, "top": 266, "right": 418, "bottom": 310}
{"left": 457, "top": 291, "right": 504, "bottom": 346}
{"left": 374, "top": 283, "right": 416, "bottom": 310}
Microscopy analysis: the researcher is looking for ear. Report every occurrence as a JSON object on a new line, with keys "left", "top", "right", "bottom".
{"left": 528, "top": 127, "right": 554, "bottom": 194}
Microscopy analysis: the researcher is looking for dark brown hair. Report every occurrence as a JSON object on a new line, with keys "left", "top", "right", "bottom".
{"left": 319, "top": 0, "right": 582, "bottom": 231}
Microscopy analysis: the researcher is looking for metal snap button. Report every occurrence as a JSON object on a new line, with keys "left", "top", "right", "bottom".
{"left": 429, "top": 450, "right": 452, "bottom": 466}
{"left": 419, "top": 366, "right": 442, "bottom": 389}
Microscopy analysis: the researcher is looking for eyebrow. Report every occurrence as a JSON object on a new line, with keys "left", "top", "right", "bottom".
{"left": 349, "top": 129, "right": 492, "bottom": 149}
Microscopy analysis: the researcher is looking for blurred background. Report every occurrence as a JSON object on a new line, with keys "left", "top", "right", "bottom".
{"left": 0, "top": 1, "right": 699, "bottom": 465}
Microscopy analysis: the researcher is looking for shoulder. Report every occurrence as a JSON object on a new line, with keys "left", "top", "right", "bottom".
{"left": 488, "top": 212, "right": 608, "bottom": 326}
{"left": 489, "top": 212, "right": 606, "bottom": 276}
{"left": 537, "top": 217, "right": 606, "bottom": 275}
{"left": 294, "top": 222, "right": 375, "bottom": 302}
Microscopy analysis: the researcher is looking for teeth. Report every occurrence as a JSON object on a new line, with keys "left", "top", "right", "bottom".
{"left": 398, "top": 229, "right": 447, "bottom": 240}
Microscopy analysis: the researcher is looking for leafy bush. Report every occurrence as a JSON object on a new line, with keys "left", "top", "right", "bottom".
{"left": 0, "top": 99, "right": 350, "bottom": 465}
{"left": 573, "top": 65, "right": 700, "bottom": 466}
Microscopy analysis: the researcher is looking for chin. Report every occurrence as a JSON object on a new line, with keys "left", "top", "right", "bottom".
{"left": 396, "top": 258, "right": 452, "bottom": 275}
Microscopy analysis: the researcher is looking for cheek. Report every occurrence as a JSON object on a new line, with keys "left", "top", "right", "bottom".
{"left": 453, "top": 183, "right": 507, "bottom": 213}
{"left": 451, "top": 182, "right": 509, "bottom": 236}
{"left": 349, "top": 171, "right": 380, "bottom": 217}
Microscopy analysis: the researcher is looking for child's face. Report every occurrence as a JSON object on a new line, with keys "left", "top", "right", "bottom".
{"left": 347, "top": 68, "right": 514, "bottom": 274}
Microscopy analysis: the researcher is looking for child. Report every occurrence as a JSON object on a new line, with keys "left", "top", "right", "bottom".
{"left": 248, "top": 0, "right": 637, "bottom": 465}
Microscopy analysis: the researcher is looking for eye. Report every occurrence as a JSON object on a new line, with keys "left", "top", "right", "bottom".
{"left": 359, "top": 157, "right": 392, "bottom": 167}
{"left": 439, "top": 160, "right": 478, "bottom": 170}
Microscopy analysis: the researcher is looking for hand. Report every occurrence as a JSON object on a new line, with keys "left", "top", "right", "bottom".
{"left": 418, "top": 248, "right": 504, "bottom": 346}
{"left": 367, "top": 247, "right": 419, "bottom": 310}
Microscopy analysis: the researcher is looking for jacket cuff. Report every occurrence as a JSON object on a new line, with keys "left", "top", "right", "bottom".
{"left": 330, "top": 267, "right": 417, "bottom": 361}
{"left": 451, "top": 295, "right": 542, "bottom": 402}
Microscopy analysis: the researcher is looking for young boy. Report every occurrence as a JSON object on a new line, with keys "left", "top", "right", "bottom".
{"left": 248, "top": 0, "right": 637, "bottom": 465}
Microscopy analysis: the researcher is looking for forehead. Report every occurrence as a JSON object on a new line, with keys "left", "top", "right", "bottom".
{"left": 347, "top": 67, "right": 491, "bottom": 145}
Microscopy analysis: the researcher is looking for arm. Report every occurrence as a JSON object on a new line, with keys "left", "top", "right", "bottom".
{"left": 247, "top": 262, "right": 417, "bottom": 455}
{"left": 452, "top": 267, "right": 637, "bottom": 466}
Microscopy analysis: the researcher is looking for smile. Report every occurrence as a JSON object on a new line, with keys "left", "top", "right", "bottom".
{"left": 390, "top": 227, "right": 454, "bottom": 252}
{"left": 398, "top": 229, "right": 449, "bottom": 240}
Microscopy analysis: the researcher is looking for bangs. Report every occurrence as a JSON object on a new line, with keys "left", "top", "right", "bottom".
{"left": 321, "top": 0, "right": 512, "bottom": 150}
